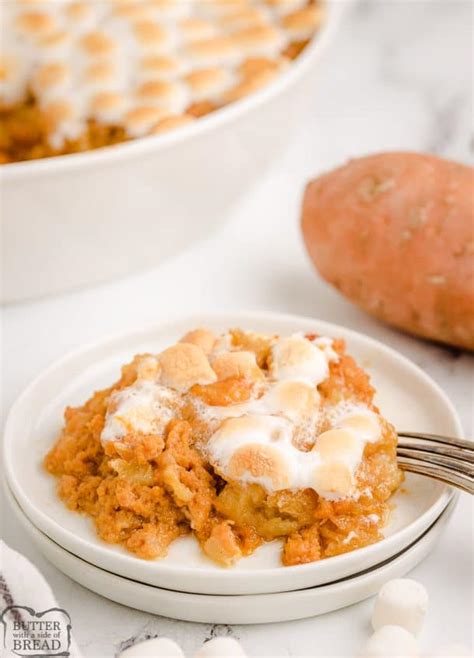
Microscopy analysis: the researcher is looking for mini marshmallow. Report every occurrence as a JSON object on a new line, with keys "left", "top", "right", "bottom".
{"left": 80, "top": 31, "right": 117, "bottom": 57}
{"left": 16, "top": 11, "right": 56, "bottom": 37}
{"left": 337, "top": 413, "right": 380, "bottom": 443}
{"left": 90, "top": 91, "right": 129, "bottom": 125}
{"left": 372, "top": 579, "right": 429, "bottom": 636}
{"left": 133, "top": 20, "right": 174, "bottom": 54}
{"left": 313, "top": 461, "right": 354, "bottom": 498}
{"left": 270, "top": 334, "right": 329, "bottom": 385}
{"left": 124, "top": 105, "right": 168, "bottom": 137}
{"left": 138, "top": 55, "right": 185, "bottom": 81}
{"left": 151, "top": 113, "right": 195, "bottom": 134}
{"left": 232, "top": 24, "right": 285, "bottom": 58}
{"left": 136, "top": 79, "right": 189, "bottom": 113}
{"left": 120, "top": 637, "right": 184, "bottom": 658}
{"left": 281, "top": 4, "right": 325, "bottom": 40}
{"left": 228, "top": 442, "right": 291, "bottom": 488}
{"left": 180, "top": 328, "right": 216, "bottom": 354}
{"left": 158, "top": 342, "right": 217, "bottom": 391}
{"left": 359, "top": 625, "right": 419, "bottom": 658}
{"left": 263, "top": 379, "right": 318, "bottom": 422}
{"left": 195, "top": 637, "right": 247, "bottom": 658}
{"left": 187, "top": 36, "right": 240, "bottom": 68}
{"left": 101, "top": 380, "right": 179, "bottom": 444}
{"left": 185, "top": 67, "right": 233, "bottom": 102}
{"left": 223, "top": 66, "right": 278, "bottom": 102}
{"left": 180, "top": 18, "right": 217, "bottom": 42}
{"left": 211, "top": 350, "right": 263, "bottom": 381}
{"left": 219, "top": 7, "right": 269, "bottom": 30}
{"left": 265, "top": 0, "right": 307, "bottom": 16}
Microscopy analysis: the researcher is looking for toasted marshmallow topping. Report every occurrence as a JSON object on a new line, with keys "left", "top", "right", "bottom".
{"left": 158, "top": 343, "right": 217, "bottom": 391}
{"left": 1, "top": 0, "right": 324, "bottom": 148}
{"left": 205, "top": 402, "right": 381, "bottom": 499}
{"left": 270, "top": 334, "right": 333, "bottom": 384}
{"left": 98, "top": 328, "right": 384, "bottom": 502}
{"left": 197, "top": 332, "right": 382, "bottom": 500}
{"left": 102, "top": 379, "right": 180, "bottom": 444}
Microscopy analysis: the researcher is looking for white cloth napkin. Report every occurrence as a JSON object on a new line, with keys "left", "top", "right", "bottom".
{"left": 0, "top": 540, "right": 82, "bottom": 658}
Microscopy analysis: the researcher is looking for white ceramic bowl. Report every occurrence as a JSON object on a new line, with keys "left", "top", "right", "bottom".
{"left": 5, "top": 483, "right": 457, "bottom": 624}
{"left": 3, "top": 312, "right": 461, "bottom": 595}
{"left": 0, "top": 4, "right": 343, "bottom": 304}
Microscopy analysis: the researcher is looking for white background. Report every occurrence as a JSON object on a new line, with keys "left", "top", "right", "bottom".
{"left": 1, "top": 1, "right": 473, "bottom": 656}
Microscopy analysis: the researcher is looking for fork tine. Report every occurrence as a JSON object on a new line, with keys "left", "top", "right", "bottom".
{"left": 397, "top": 447, "right": 474, "bottom": 476}
{"left": 397, "top": 437, "right": 474, "bottom": 463}
{"left": 398, "top": 432, "right": 473, "bottom": 451}
{"left": 397, "top": 456, "right": 474, "bottom": 494}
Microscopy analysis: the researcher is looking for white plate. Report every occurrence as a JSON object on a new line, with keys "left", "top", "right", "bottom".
{"left": 6, "top": 484, "right": 457, "bottom": 625}
{"left": 3, "top": 312, "right": 461, "bottom": 595}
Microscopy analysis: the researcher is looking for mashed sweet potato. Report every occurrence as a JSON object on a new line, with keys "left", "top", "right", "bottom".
{"left": 44, "top": 329, "right": 402, "bottom": 567}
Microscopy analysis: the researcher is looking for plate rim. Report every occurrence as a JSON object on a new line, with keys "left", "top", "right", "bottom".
{"left": 3, "top": 311, "right": 461, "bottom": 591}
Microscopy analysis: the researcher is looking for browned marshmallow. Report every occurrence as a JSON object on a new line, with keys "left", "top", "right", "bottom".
{"left": 158, "top": 343, "right": 217, "bottom": 391}
{"left": 219, "top": 7, "right": 269, "bottom": 29}
{"left": 185, "top": 67, "right": 231, "bottom": 100}
{"left": 124, "top": 105, "right": 168, "bottom": 136}
{"left": 139, "top": 55, "right": 184, "bottom": 80}
{"left": 33, "top": 62, "right": 70, "bottom": 94}
{"left": 43, "top": 98, "right": 76, "bottom": 129}
{"left": 179, "top": 18, "right": 217, "bottom": 42}
{"left": 338, "top": 414, "right": 380, "bottom": 441}
{"left": 133, "top": 20, "right": 170, "bottom": 50}
{"left": 314, "top": 429, "right": 361, "bottom": 460}
{"left": 187, "top": 36, "right": 239, "bottom": 67}
{"left": 64, "top": 2, "right": 95, "bottom": 22}
{"left": 313, "top": 461, "right": 354, "bottom": 498}
{"left": 134, "top": 355, "right": 161, "bottom": 380}
{"left": 83, "top": 61, "right": 117, "bottom": 85}
{"left": 151, "top": 114, "right": 195, "bottom": 133}
{"left": 227, "top": 443, "right": 291, "bottom": 489}
{"left": 179, "top": 329, "right": 217, "bottom": 354}
{"left": 90, "top": 91, "right": 128, "bottom": 123}
{"left": 281, "top": 4, "right": 325, "bottom": 39}
{"left": 212, "top": 351, "right": 263, "bottom": 381}
{"left": 16, "top": 11, "right": 57, "bottom": 38}
{"left": 268, "top": 380, "right": 318, "bottom": 420}
{"left": 80, "top": 31, "right": 117, "bottom": 57}
{"left": 231, "top": 24, "right": 284, "bottom": 56}
{"left": 223, "top": 66, "right": 278, "bottom": 102}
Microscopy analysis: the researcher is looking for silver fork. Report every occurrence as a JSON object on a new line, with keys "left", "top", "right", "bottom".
{"left": 397, "top": 432, "right": 474, "bottom": 494}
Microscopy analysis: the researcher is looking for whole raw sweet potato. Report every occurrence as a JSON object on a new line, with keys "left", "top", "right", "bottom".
{"left": 301, "top": 152, "right": 474, "bottom": 350}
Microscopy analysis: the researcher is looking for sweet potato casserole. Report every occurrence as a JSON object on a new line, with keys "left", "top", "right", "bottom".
{"left": 1, "top": 0, "right": 325, "bottom": 163}
{"left": 44, "top": 328, "right": 403, "bottom": 567}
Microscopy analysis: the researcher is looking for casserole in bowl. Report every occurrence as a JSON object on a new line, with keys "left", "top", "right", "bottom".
{"left": 0, "top": 1, "right": 342, "bottom": 303}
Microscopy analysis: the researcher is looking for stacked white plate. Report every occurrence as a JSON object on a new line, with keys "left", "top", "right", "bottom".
{"left": 3, "top": 312, "right": 462, "bottom": 624}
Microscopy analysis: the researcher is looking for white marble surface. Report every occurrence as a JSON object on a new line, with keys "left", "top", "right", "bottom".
{"left": 1, "top": 1, "right": 473, "bottom": 656}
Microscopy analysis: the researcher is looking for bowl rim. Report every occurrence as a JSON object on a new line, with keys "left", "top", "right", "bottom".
{"left": 0, "top": 1, "right": 344, "bottom": 181}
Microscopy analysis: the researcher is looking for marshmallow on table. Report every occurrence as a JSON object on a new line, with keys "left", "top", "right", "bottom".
{"left": 359, "top": 625, "right": 420, "bottom": 658}
{"left": 195, "top": 637, "right": 247, "bottom": 658}
{"left": 120, "top": 637, "right": 184, "bottom": 658}
{"left": 372, "top": 578, "right": 429, "bottom": 635}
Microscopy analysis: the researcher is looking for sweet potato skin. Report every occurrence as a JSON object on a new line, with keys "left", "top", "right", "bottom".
{"left": 301, "top": 152, "right": 474, "bottom": 350}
